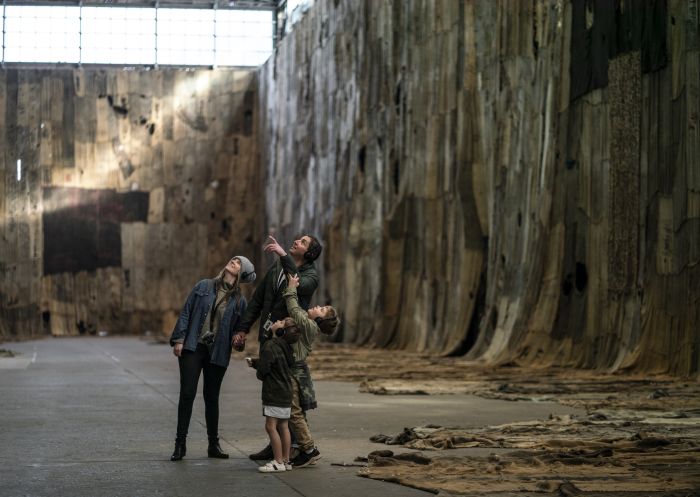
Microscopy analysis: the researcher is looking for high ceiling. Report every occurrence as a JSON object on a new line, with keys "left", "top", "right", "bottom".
{"left": 3, "top": 0, "right": 279, "bottom": 9}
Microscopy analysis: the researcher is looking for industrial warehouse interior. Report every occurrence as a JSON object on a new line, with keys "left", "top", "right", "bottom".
{"left": 1, "top": 0, "right": 698, "bottom": 496}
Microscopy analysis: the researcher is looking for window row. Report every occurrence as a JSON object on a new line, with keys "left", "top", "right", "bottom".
{"left": 1, "top": 5, "right": 273, "bottom": 67}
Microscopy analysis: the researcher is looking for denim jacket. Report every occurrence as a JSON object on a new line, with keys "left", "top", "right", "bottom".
{"left": 169, "top": 279, "right": 247, "bottom": 368}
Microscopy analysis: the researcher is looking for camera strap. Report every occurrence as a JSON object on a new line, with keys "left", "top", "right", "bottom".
{"left": 265, "top": 264, "right": 287, "bottom": 326}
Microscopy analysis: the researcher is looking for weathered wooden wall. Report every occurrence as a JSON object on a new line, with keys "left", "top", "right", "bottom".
{"left": 259, "top": 0, "right": 700, "bottom": 376}
{"left": 0, "top": 68, "right": 263, "bottom": 338}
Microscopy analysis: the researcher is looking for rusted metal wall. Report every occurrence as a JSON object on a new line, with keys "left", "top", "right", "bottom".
{"left": 258, "top": 0, "right": 700, "bottom": 376}
{"left": 0, "top": 68, "right": 263, "bottom": 338}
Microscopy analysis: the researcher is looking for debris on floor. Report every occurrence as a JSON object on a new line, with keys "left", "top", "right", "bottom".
{"left": 361, "top": 412, "right": 700, "bottom": 494}
{"left": 307, "top": 344, "right": 700, "bottom": 495}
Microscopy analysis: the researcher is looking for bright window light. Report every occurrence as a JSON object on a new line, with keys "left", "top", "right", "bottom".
{"left": 0, "top": 5, "right": 273, "bottom": 67}
{"left": 4, "top": 6, "right": 80, "bottom": 63}
{"left": 215, "top": 9, "right": 273, "bottom": 67}
{"left": 157, "top": 8, "right": 215, "bottom": 66}
{"left": 81, "top": 7, "right": 156, "bottom": 65}
{"left": 17, "top": 159, "right": 22, "bottom": 182}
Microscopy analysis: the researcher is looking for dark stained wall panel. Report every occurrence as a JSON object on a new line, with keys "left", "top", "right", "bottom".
{"left": 42, "top": 187, "right": 148, "bottom": 275}
{"left": 570, "top": 0, "right": 668, "bottom": 100}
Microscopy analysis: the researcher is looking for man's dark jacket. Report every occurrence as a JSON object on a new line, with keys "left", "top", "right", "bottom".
{"left": 237, "top": 254, "right": 318, "bottom": 342}
{"left": 256, "top": 336, "right": 295, "bottom": 408}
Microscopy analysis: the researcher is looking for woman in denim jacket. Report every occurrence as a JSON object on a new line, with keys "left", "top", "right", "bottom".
{"left": 169, "top": 255, "right": 256, "bottom": 461}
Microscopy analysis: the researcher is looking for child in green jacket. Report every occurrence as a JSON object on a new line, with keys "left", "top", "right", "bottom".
{"left": 283, "top": 273, "right": 340, "bottom": 467}
{"left": 254, "top": 319, "right": 299, "bottom": 473}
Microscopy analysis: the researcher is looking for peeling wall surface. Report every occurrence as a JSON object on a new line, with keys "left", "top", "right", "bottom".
{"left": 259, "top": 0, "right": 700, "bottom": 376}
{"left": 0, "top": 68, "right": 263, "bottom": 338}
{"left": 1, "top": 1, "right": 698, "bottom": 378}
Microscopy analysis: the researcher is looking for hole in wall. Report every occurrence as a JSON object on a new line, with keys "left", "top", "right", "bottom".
{"left": 450, "top": 269, "right": 488, "bottom": 357}
{"left": 42, "top": 311, "right": 51, "bottom": 334}
{"left": 575, "top": 262, "right": 588, "bottom": 292}
{"left": 394, "top": 82, "right": 402, "bottom": 115}
{"left": 533, "top": 38, "right": 539, "bottom": 59}
{"left": 532, "top": 11, "right": 539, "bottom": 60}
{"left": 107, "top": 95, "right": 129, "bottom": 116}
{"left": 562, "top": 273, "right": 573, "bottom": 296}
{"left": 392, "top": 159, "right": 400, "bottom": 193}
{"left": 220, "top": 218, "right": 231, "bottom": 239}
{"left": 358, "top": 146, "right": 366, "bottom": 174}
{"left": 243, "top": 109, "right": 253, "bottom": 135}
{"left": 431, "top": 283, "right": 439, "bottom": 328}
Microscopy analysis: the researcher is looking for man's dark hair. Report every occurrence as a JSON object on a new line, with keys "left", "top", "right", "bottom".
{"left": 304, "top": 235, "right": 323, "bottom": 262}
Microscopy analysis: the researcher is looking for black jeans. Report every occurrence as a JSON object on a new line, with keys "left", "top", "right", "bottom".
{"left": 176, "top": 343, "right": 227, "bottom": 441}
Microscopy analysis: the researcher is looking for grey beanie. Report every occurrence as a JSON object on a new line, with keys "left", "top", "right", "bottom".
{"left": 235, "top": 255, "right": 256, "bottom": 283}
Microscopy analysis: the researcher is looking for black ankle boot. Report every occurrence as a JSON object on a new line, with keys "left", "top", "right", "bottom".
{"left": 208, "top": 438, "right": 229, "bottom": 459}
{"left": 171, "top": 438, "right": 186, "bottom": 461}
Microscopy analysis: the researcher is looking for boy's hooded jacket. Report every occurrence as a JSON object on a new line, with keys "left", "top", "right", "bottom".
{"left": 256, "top": 336, "right": 295, "bottom": 408}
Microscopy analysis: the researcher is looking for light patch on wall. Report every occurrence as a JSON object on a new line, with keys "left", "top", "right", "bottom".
{"left": 173, "top": 73, "right": 210, "bottom": 132}
{"left": 16, "top": 159, "right": 22, "bottom": 182}
{"left": 196, "top": 72, "right": 211, "bottom": 94}
{"left": 285, "top": 0, "right": 315, "bottom": 33}
{"left": 173, "top": 71, "right": 209, "bottom": 104}
{"left": 173, "top": 77, "right": 194, "bottom": 109}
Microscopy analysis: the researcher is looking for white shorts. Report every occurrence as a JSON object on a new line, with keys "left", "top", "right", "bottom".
{"left": 263, "top": 405, "right": 291, "bottom": 419}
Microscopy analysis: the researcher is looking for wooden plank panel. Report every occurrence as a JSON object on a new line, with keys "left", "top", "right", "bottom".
{"left": 17, "top": 75, "right": 31, "bottom": 128}
{"left": 60, "top": 72, "right": 75, "bottom": 167}
{"left": 671, "top": 0, "right": 687, "bottom": 99}
{"left": 3, "top": 66, "right": 260, "bottom": 341}
{"left": 95, "top": 97, "right": 111, "bottom": 143}
{"left": 687, "top": 51, "right": 700, "bottom": 214}
{"left": 608, "top": 52, "right": 641, "bottom": 294}
{"left": 657, "top": 196, "right": 675, "bottom": 274}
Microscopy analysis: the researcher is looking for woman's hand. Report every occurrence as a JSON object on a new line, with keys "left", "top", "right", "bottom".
{"left": 173, "top": 343, "right": 184, "bottom": 357}
{"left": 263, "top": 235, "right": 286, "bottom": 256}
{"left": 232, "top": 331, "right": 247, "bottom": 349}
{"left": 287, "top": 273, "right": 300, "bottom": 290}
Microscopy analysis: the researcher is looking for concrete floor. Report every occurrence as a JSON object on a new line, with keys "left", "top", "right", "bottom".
{"left": 0, "top": 337, "right": 583, "bottom": 497}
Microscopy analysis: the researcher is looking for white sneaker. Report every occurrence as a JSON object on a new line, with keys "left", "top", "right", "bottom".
{"left": 258, "top": 460, "right": 286, "bottom": 473}
{"left": 284, "top": 461, "right": 293, "bottom": 471}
